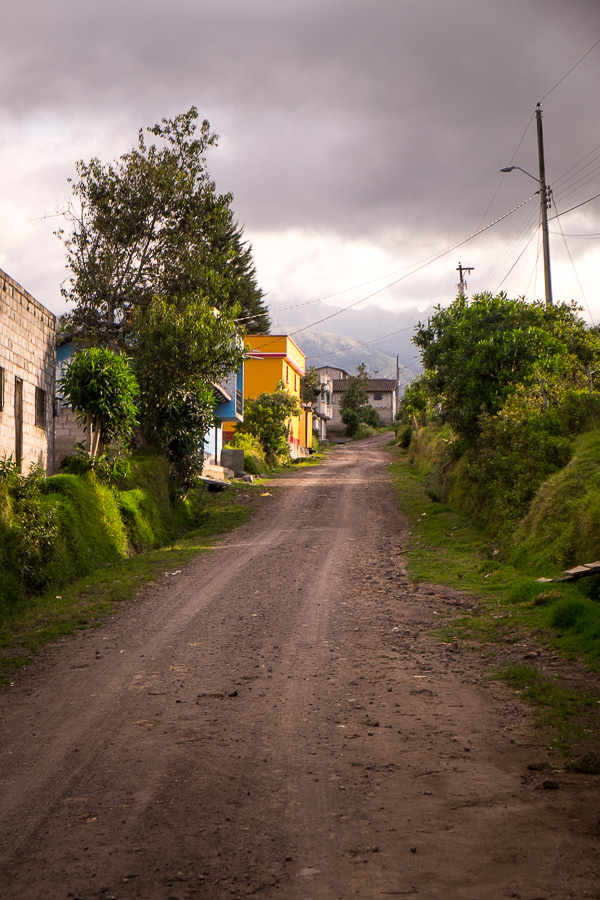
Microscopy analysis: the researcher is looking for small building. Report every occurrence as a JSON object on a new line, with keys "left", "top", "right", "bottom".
{"left": 315, "top": 365, "right": 398, "bottom": 431}
{"left": 0, "top": 268, "right": 56, "bottom": 473}
{"left": 243, "top": 334, "right": 313, "bottom": 456}
{"left": 312, "top": 370, "right": 333, "bottom": 440}
{"left": 203, "top": 365, "right": 244, "bottom": 476}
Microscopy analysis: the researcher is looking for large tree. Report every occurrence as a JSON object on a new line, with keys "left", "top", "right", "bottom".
{"left": 413, "top": 293, "right": 599, "bottom": 437}
{"left": 58, "top": 106, "right": 269, "bottom": 343}
{"left": 58, "top": 108, "right": 267, "bottom": 486}
{"left": 133, "top": 296, "right": 246, "bottom": 487}
{"left": 340, "top": 363, "right": 380, "bottom": 434}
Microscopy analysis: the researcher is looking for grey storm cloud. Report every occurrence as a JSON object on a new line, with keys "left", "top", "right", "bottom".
{"left": 1, "top": 0, "right": 599, "bottom": 324}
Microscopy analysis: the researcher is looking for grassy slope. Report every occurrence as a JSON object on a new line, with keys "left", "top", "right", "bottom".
{"left": 0, "top": 450, "right": 260, "bottom": 682}
{"left": 389, "top": 436, "right": 600, "bottom": 759}
{"left": 510, "top": 429, "right": 600, "bottom": 574}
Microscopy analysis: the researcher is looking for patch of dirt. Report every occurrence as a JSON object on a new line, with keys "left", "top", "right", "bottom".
{"left": 0, "top": 434, "right": 599, "bottom": 899}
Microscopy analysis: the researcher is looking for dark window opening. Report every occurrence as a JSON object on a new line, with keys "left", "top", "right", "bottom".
{"left": 35, "top": 387, "right": 47, "bottom": 428}
{"left": 374, "top": 392, "right": 383, "bottom": 401}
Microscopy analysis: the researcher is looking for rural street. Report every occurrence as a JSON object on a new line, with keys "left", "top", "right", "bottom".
{"left": 0, "top": 434, "right": 598, "bottom": 899}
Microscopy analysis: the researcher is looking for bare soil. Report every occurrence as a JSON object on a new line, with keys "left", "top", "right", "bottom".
{"left": 0, "top": 434, "right": 599, "bottom": 900}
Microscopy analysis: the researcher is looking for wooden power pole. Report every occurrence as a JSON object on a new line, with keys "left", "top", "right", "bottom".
{"left": 536, "top": 103, "right": 553, "bottom": 308}
{"left": 456, "top": 262, "right": 474, "bottom": 298}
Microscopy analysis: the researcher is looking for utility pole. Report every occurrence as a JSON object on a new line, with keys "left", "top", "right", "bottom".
{"left": 536, "top": 103, "right": 553, "bottom": 308}
{"left": 456, "top": 262, "right": 474, "bottom": 299}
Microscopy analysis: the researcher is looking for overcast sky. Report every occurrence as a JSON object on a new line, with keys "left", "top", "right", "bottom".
{"left": 1, "top": 0, "right": 599, "bottom": 370}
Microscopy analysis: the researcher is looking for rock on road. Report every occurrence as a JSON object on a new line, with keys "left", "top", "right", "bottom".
{"left": 0, "top": 434, "right": 598, "bottom": 899}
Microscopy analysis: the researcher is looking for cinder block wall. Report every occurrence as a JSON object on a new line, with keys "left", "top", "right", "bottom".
{"left": 54, "top": 405, "right": 86, "bottom": 470}
{"left": 0, "top": 269, "right": 56, "bottom": 473}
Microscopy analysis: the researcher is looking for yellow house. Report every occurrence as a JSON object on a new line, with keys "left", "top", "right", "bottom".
{"left": 235, "top": 334, "right": 313, "bottom": 456}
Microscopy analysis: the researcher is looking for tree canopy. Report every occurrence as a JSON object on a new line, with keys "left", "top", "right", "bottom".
{"left": 58, "top": 106, "right": 269, "bottom": 343}
{"left": 133, "top": 297, "right": 246, "bottom": 487}
{"left": 340, "top": 363, "right": 380, "bottom": 435}
{"left": 59, "top": 347, "right": 139, "bottom": 459}
{"left": 58, "top": 108, "right": 266, "bottom": 487}
{"left": 413, "top": 293, "right": 599, "bottom": 437}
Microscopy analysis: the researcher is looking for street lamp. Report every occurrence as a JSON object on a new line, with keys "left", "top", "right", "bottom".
{"left": 500, "top": 165, "right": 539, "bottom": 183}
{"left": 500, "top": 104, "right": 553, "bottom": 308}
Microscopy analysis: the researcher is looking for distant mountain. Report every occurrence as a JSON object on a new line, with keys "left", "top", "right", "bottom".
{"left": 286, "top": 327, "right": 400, "bottom": 379}
{"left": 269, "top": 303, "right": 422, "bottom": 387}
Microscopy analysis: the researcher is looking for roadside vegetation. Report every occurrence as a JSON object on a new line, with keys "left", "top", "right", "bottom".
{"left": 0, "top": 450, "right": 262, "bottom": 683}
{"left": 394, "top": 291, "right": 600, "bottom": 759}
{"left": 340, "top": 363, "right": 382, "bottom": 437}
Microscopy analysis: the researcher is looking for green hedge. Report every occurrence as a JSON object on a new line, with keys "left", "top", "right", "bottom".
{"left": 0, "top": 450, "right": 206, "bottom": 619}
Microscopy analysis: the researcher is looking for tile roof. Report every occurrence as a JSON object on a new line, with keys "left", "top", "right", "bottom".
{"left": 332, "top": 378, "right": 396, "bottom": 392}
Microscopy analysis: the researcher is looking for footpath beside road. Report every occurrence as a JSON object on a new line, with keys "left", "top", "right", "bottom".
{"left": 0, "top": 433, "right": 598, "bottom": 899}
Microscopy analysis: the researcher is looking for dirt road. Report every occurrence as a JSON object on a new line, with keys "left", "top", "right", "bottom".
{"left": 0, "top": 434, "right": 598, "bottom": 899}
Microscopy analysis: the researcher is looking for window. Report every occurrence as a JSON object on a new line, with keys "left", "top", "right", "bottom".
{"left": 374, "top": 392, "right": 383, "bottom": 401}
{"left": 35, "top": 387, "right": 46, "bottom": 428}
{"left": 0, "top": 367, "right": 4, "bottom": 410}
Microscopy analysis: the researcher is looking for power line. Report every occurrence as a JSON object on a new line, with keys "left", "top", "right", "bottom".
{"left": 552, "top": 196, "right": 595, "bottom": 325}
{"left": 540, "top": 37, "right": 600, "bottom": 102}
{"left": 305, "top": 323, "right": 416, "bottom": 362}
{"left": 475, "top": 113, "right": 535, "bottom": 233}
{"left": 549, "top": 190, "right": 600, "bottom": 219}
{"left": 284, "top": 195, "right": 537, "bottom": 343}
{"left": 496, "top": 225, "right": 540, "bottom": 292}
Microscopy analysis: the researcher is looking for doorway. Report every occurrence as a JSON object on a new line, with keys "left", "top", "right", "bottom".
{"left": 14, "top": 377, "right": 23, "bottom": 472}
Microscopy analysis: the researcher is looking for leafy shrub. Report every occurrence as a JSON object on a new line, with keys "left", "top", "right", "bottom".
{"left": 226, "top": 432, "right": 268, "bottom": 475}
{"left": 341, "top": 408, "right": 360, "bottom": 436}
{"left": 59, "top": 347, "right": 139, "bottom": 459}
{"left": 0, "top": 458, "right": 58, "bottom": 602}
{"left": 396, "top": 423, "right": 413, "bottom": 449}
{"left": 236, "top": 382, "right": 301, "bottom": 458}
{"left": 354, "top": 423, "right": 377, "bottom": 440}
{"left": 243, "top": 453, "right": 268, "bottom": 475}
{"left": 360, "top": 405, "right": 381, "bottom": 428}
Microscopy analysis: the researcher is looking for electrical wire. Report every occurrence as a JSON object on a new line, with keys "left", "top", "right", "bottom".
{"left": 552, "top": 197, "right": 595, "bottom": 325}
{"left": 283, "top": 195, "right": 537, "bottom": 343}
{"left": 475, "top": 113, "right": 535, "bottom": 233}
{"left": 540, "top": 38, "right": 600, "bottom": 102}
{"left": 304, "top": 322, "right": 416, "bottom": 362}
{"left": 476, "top": 203, "right": 539, "bottom": 290}
{"left": 495, "top": 225, "right": 540, "bottom": 292}
{"left": 548, "top": 191, "right": 600, "bottom": 219}
{"left": 552, "top": 142, "right": 600, "bottom": 191}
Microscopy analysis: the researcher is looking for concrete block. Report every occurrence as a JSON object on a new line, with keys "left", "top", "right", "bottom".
{"left": 221, "top": 447, "right": 245, "bottom": 476}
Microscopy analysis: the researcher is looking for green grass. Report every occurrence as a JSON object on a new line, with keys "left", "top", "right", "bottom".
{"left": 0, "top": 482, "right": 257, "bottom": 684}
{"left": 389, "top": 445, "right": 600, "bottom": 755}
{"left": 389, "top": 448, "right": 600, "bottom": 663}
{"left": 510, "top": 429, "right": 600, "bottom": 574}
{"left": 493, "top": 664, "right": 597, "bottom": 756}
